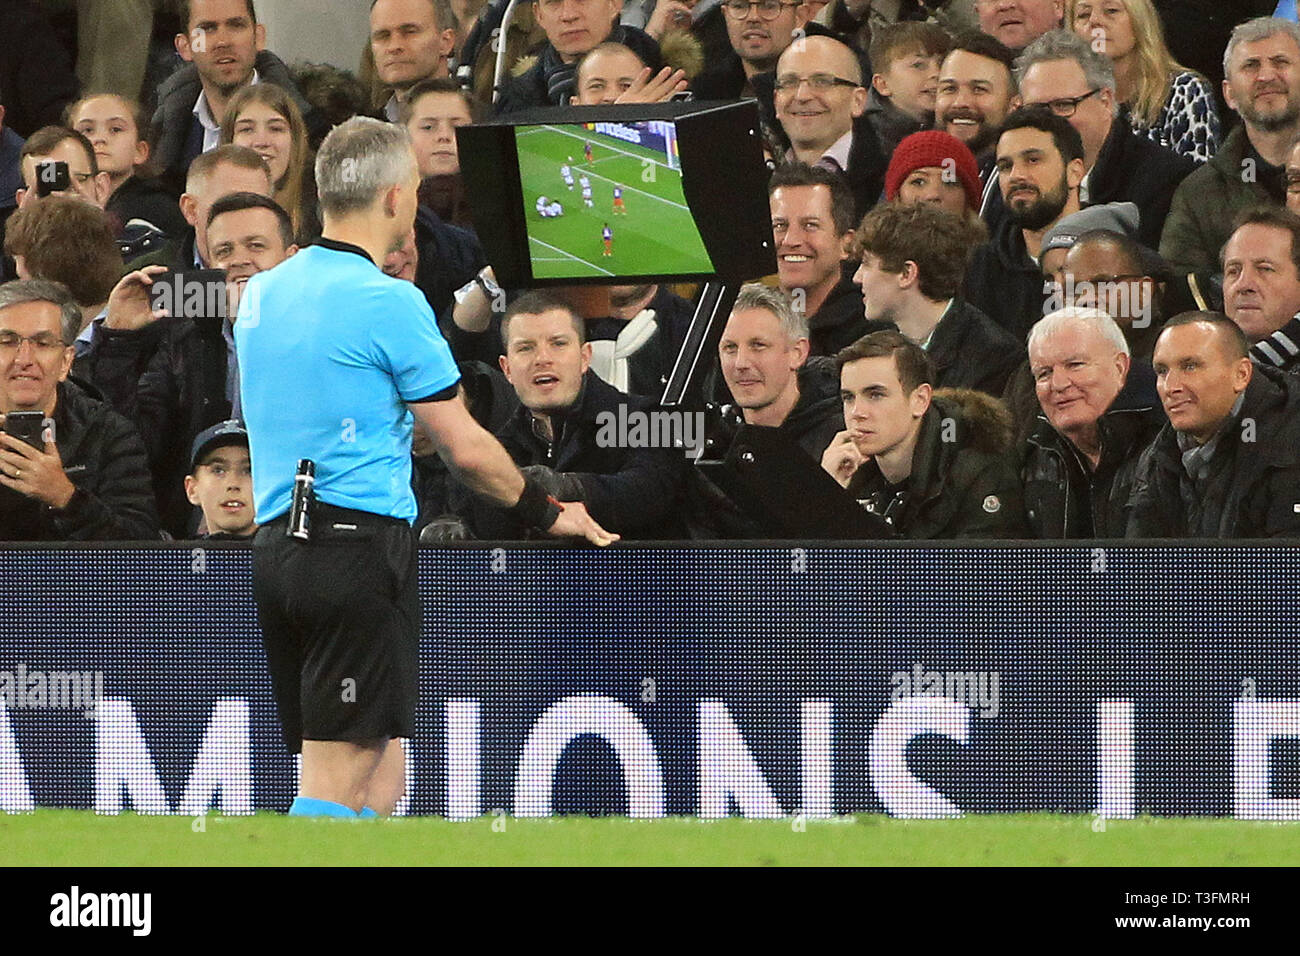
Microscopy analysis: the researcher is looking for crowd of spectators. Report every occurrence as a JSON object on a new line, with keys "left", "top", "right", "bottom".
{"left": 4, "top": 0, "right": 1300, "bottom": 542}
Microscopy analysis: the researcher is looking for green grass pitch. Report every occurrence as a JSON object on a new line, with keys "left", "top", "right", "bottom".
{"left": 5, "top": 811, "right": 1299, "bottom": 866}
{"left": 515, "top": 124, "right": 714, "bottom": 279}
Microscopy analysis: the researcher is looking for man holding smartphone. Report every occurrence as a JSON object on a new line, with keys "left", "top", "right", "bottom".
{"left": 0, "top": 278, "right": 158, "bottom": 541}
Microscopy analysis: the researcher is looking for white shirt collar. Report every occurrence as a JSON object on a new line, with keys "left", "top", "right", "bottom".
{"left": 823, "top": 130, "right": 854, "bottom": 171}
{"left": 193, "top": 68, "right": 261, "bottom": 151}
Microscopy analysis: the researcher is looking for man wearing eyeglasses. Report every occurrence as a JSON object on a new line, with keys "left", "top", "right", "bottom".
{"left": 493, "top": 0, "right": 665, "bottom": 113}
{"left": 0, "top": 278, "right": 158, "bottom": 541}
{"left": 691, "top": 0, "right": 806, "bottom": 101}
{"left": 772, "top": 33, "right": 887, "bottom": 219}
{"left": 1013, "top": 30, "right": 1195, "bottom": 250}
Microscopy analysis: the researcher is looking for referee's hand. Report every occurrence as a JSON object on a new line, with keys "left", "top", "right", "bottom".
{"left": 545, "top": 500, "right": 620, "bottom": 546}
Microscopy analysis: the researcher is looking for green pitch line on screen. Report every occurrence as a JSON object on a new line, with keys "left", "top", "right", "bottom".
{"left": 515, "top": 134, "right": 688, "bottom": 211}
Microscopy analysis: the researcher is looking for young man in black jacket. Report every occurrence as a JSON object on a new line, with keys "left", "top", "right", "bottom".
{"left": 854, "top": 201, "right": 1022, "bottom": 397}
{"left": 152, "top": 0, "right": 324, "bottom": 194}
{"left": 0, "top": 279, "right": 157, "bottom": 541}
{"left": 451, "top": 291, "right": 687, "bottom": 538}
{"left": 821, "top": 329, "right": 1029, "bottom": 538}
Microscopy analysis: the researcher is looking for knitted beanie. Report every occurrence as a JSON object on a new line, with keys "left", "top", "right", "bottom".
{"left": 884, "top": 130, "right": 983, "bottom": 211}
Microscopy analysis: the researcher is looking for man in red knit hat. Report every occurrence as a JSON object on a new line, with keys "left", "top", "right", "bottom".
{"left": 884, "top": 130, "right": 985, "bottom": 227}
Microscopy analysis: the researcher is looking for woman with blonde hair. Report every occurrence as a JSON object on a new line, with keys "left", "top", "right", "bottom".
{"left": 219, "top": 84, "right": 319, "bottom": 241}
{"left": 1069, "top": 0, "right": 1220, "bottom": 163}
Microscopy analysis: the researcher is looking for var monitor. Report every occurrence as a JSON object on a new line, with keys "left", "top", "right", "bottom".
{"left": 456, "top": 101, "right": 776, "bottom": 286}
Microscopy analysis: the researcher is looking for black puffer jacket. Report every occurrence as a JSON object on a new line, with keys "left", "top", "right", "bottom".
{"left": 1126, "top": 363, "right": 1300, "bottom": 538}
{"left": 928, "top": 298, "right": 1025, "bottom": 397}
{"left": 685, "top": 357, "right": 848, "bottom": 539}
{"left": 74, "top": 314, "right": 230, "bottom": 537}
{"left": 0, "top": 380, "right": 159, "bottom": 541}
{"left": 1021, "top": 376, "right": 1165, "bottom": 539}
{"left": 454, "top": 370, "right": 687, "bottom": 538}
{"left": 845, "top": 388, "right": 1029, "bottom": 539}
{"left": 150, "top": 50, "right": 325, "bottom": 193}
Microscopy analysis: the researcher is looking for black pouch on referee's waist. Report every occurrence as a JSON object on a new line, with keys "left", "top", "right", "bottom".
{"left": 286, "top": 459, "right": 316, "bottom": 540}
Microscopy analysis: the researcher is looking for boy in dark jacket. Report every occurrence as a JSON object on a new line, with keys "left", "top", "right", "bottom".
{"left": 822, "top": 329, "right": 1028, "bottom": 538}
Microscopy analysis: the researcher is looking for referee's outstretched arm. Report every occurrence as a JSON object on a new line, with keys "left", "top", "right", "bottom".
{"left": 412, "top": 392, "right": 620, "bottom": 546}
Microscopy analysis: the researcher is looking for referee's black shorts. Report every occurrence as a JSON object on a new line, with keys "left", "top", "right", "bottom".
{"left": 252, "top": 503, "right": 420, "bottom": 753}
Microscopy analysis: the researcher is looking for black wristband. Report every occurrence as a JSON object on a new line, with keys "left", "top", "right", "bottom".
{"left": 509, "top": 474, "right": 561, "bottom": 530}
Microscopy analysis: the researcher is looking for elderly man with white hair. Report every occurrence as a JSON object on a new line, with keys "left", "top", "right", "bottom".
{"left": 1020, "top": 306, "right": 1164, "bottom": 537}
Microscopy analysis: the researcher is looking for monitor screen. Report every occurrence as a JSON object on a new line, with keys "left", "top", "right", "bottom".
{"left": 458, "top": 101, "right": 775, "bottom": 287}
{"left": 515, "top": 121, "right": 715, "bottom": 280}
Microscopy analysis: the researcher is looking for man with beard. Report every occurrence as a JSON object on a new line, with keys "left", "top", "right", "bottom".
{"left": 1014, "top": 31, "right": 1196, "bottom": 251}
{"left": 964, "top": 105, "right": 1084, "bottom": 341}
{"left": 1162, "top": 18, "right": 1300, "bottom": 274}
{"left": 934, "top": 31, "right": 1020, "bottom": 185}
{"left": 152, "top": 0, "right": 320, "bottom": 195}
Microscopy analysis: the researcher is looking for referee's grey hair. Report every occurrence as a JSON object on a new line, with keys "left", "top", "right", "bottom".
{"left": 1028, "top": 306, "right": 1130, "bottom": 361}
{"left": 315, "top": 117, "right": 417, "bottom": 218}
{"left": 1015, "top": 30, "right": 1117, "bottom": 117}
{"left": 0, "top": 278, "right": 82, "bottom": 345}
{"left": 731, "top": 283, "right": 809, "bottom": 343}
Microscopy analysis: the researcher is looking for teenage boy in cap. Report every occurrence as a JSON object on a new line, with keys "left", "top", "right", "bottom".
{"left": 184, "top": 419, "right": 256, "bottom": 539}
{"left": 884, "top": 129, "right": 986, "bottom": 227}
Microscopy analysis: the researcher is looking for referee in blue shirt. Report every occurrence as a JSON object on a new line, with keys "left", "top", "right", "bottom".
{"left": 236, "top": 117, "right": 617, "bottom": 819}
